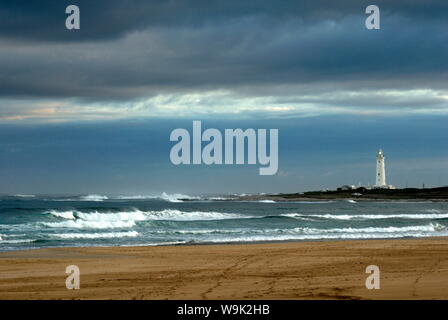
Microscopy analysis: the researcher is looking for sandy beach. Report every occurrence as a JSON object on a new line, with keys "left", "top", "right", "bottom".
{"left": 0, "top": 238, "right": 447, "bottom": 300}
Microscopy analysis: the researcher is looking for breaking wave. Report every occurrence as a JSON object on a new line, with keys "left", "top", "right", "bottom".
{"left": 287, "top": 201, "right": 335, "bottom": 204}
{"left": 194, "top": 223, "right": 448, "bottom": 243}
{"left": 3, "top": 199, "right": 448, "bottom": 251}
{"left": 52, "top": 231, "right": 139, "bottom": 239}
{"left": 159, "top": 192, "right": 199, "bottom": 202}
{"left": 152, "top": 223, "right": 445, "bottom": 236}
{"left": 43, "top": 220, "right": 136, "bottom": 229}
{"left": 80, "top": 194, "right": 109, "bottom": 201}
{"left": 281, "top": 212, "right": 448, "bottom": 220}
{"left": 140, "top": 209, "right": 247, "bottom": 220}
{"left": 114, "top": 195, "right": 155, "bottom": 200}
{"left": 201, "top": 232, "right": 444, "bottom": 243}
{"left": 0, "top": 234, "right": 36, "bottom": 244}
{"left": 205, "top": 197, "right": 234, "bottom": 201}
{"left": 46, "top": 210, "right": 147, "bottom": 221}
{"left": 44, "top": 209, "right": 251, "bottom": 229}
{"left": 111, "top": 192, "right": 200, "bottom": 202}
{"left": 0, "top": 239, "right": 36, "bottom": 244}
{"left": 296, "top": 223, "right": 446, "bottom": 234}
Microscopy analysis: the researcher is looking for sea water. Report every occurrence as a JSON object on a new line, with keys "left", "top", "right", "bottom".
{"left": 1, "top": 193, "right": 448, "bottom": 251}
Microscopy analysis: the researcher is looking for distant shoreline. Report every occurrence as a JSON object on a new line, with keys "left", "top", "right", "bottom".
{"left": 236, "top": 186, "right": 448, "bottom": 202}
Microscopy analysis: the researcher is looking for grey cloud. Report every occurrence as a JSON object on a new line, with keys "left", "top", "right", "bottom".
{"left": 0, "top": 14, "right": 446, "bottom": 100}
{"left": 0, "top": 0, "right": 447, "bottom": 119}
{"left": 0, "top": 0, "right": 447, "bottom": 43}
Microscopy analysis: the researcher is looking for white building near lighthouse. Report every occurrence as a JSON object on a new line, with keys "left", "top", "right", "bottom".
{"left": 374, "top": 149, "right": 395, "bottom": 189}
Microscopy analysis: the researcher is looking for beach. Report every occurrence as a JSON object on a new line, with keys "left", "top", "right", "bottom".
{"left": 1, "top": 237, "right": 448, "bottom": 300}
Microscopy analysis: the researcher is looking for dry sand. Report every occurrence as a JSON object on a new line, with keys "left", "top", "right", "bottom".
{"left": 1, "top": 238, "right": 448, "bottom": 300}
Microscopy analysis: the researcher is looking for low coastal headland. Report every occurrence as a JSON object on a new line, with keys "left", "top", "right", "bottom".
{"left": 1, "top": 238, "right": 448, "bottom": 299}
{"left": 238, "top": 186, "right": 448, "bottom": 202}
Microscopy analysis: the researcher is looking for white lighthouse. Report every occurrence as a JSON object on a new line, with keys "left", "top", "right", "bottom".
{"left": 375, "top": 149, "right": 387, "bottom": 188}
{"left": 375, "top": 149, "right": 395, "bottom": 189}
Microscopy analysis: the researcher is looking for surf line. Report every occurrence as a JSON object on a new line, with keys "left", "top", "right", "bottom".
{"left": 169, "top": 120, "right": 278, "bottom": 175}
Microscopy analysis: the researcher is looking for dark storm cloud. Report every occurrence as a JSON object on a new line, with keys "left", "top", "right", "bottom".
{"left": 1, "top": 1, "right": 447, "bottom": 195}
{"left": 0, "top": 0, "right": 447, "bottom": 116}
{"left": 0, "top": 15, "right": 446, "bottom": 99}
{"left": 1, "top": 0, "right": 446, "bottom": 42}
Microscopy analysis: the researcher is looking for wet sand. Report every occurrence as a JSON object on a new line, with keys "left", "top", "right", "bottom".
{"left": 0, "top": 238, "right": 448, "bottom": 300}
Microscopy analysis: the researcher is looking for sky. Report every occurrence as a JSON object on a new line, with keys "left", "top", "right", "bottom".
{"left": 0, "top": 0, "right": 447, "bottom": 195}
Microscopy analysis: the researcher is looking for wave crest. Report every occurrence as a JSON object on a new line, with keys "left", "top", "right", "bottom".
{"left": 281, "top": 212, "right": 448, "bottom": 220}
{"left": 43, "top": 220, "right": 136, "bottom": 229}
{"left": 52, "top": 231, "right": 138, "bottom": 239}
{"left": 80, "top": 194, "right": 109, "bottom": 201}
{"left": 110, "top": 192, "right": 199, "bottom": 202}
{"left": 44, "top": 208, "right": 249, "bottom": 229}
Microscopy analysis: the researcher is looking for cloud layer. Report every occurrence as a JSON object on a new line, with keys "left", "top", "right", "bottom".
{"left": 0, "top": 1, "right": 447, "bottom": 121}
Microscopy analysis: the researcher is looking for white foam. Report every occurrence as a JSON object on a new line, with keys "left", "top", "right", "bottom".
{"left": 0, "top": 239, "right": 36, "bottom": 244}
{"left": 44, "top": 209, "right": 250, "bottom": 231}
{"left": 47, "top": 209, "right": 146, "bottom": 222}
{"left": 47, "top": 210, "right": 76, "bottom": 219}
{"left": 114, "top": 195, "right": 153, "bottom": 200}
{"left": 160, "top": 192, "right": 199, "bottom": 202}
{"left": 258, "top": 200, "right": 276, "bottom": 203}
{"left": 75, "top": 211, "right": 147, "bottom": 222}
{"left": 202, "top": 227, "right": 448, "bottom": 243}
{"left": 143, "top": 209, "right": 248, "bottom": 221}
{"left": 294, "top": 223, "right": 445, "bottom": 234}
{"left": 426, "top": 209, "right": 442, "bottom": 213}
{"left": 43, "top": 220, "right": 136, "bottom": 229}
{"left": 80, "top": 194, "right": 109, "bottom": 201}
{"left": 52, "top": 231, "right": 138, "bottom": 239}
{"left": 282, "top": 212, "right": 448, "bottom": 220}
{"left": 153, "top": 223, "right": 445, "bottom": 237}
{"left": 152, "top": 229, "right": 245, "bottom": 235}
{"left": 287, "top": 201, "right": 335, "bottom": 204}
{"left": 128, "top": 240, "right": 189, "bottom": 247}
{"left": 110, "top": 193, "right": 201, "bottom": 202}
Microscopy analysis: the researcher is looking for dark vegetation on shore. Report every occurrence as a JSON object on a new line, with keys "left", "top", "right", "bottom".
{"left": 241, "top": 186, "right": 448, "bottom": 201}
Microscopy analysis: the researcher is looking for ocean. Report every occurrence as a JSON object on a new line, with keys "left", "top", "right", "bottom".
{"left": 1, "top": 193, "right": 448, "bottom": 252}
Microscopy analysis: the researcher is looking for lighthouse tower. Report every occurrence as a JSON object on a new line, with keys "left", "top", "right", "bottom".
{"left": 375, "top": 149, "right": 386, "bottom": 187}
